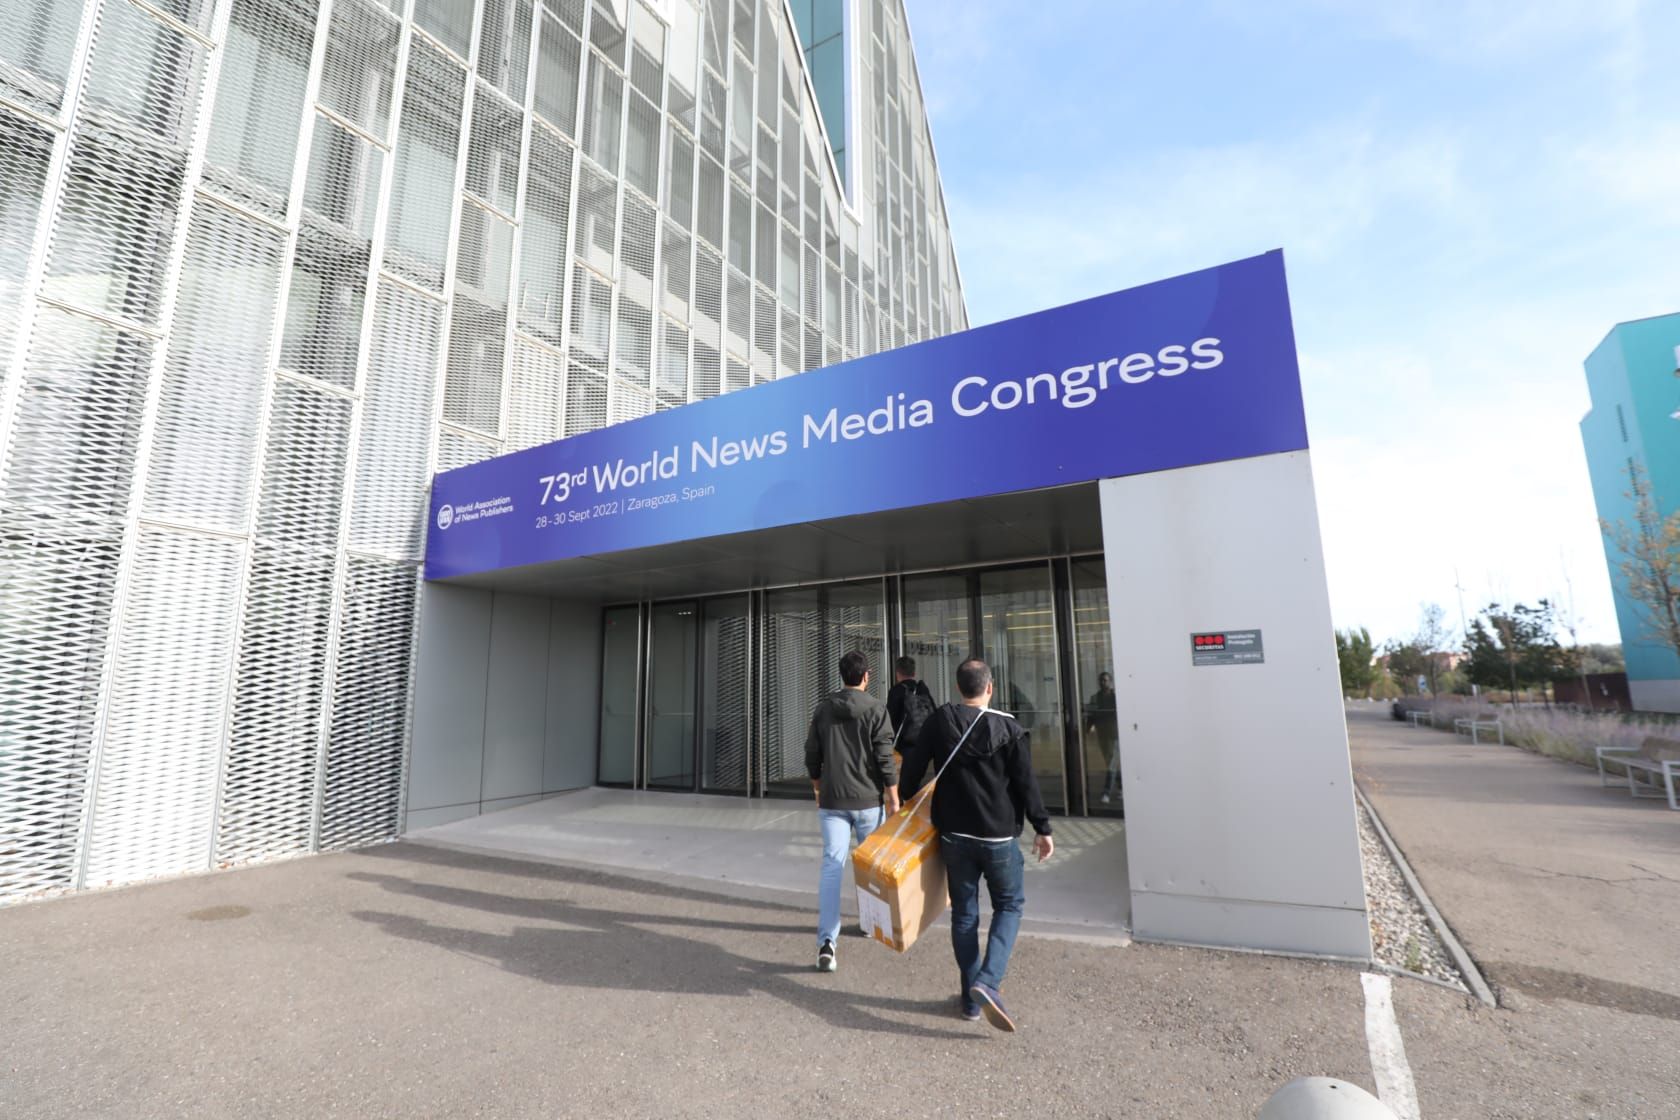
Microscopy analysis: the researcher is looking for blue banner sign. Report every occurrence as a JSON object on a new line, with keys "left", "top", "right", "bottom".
{"left": 426, "top": 250, "right": 1307, "bottom": 579}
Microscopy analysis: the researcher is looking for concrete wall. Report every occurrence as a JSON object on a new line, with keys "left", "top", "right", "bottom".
{"left": 405, "top": 584, "right": 602, "bottom": 830}
{"left": 1099, "top": 450, "right": 1371, "bottom": 960}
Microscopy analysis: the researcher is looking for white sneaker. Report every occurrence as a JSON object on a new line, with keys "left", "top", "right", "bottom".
{"left": 1100, "top": 793, "right": 1111, "bottom": 804}
{"left": 816, "top": 939, "right": 836, "bottom": 972}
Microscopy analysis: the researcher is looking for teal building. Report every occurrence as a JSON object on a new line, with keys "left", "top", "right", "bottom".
{"left": 1581, "top": 313, "right": 1680, "bottom": 712}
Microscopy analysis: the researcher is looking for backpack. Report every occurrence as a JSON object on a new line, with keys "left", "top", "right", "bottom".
{"left": 897, "top": 682, "right": 936, "bottom": 747}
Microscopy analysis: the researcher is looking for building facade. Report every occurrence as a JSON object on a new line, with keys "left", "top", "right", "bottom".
{"left": 0, "top": 0, "right": 966, "bottom": 901}
{"left": 1581, "top": 314, "right": 1680, "bottom": 713}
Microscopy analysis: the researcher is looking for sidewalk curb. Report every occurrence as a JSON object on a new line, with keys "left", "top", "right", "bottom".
{"left": 1355, "top": 783, "right": 1498, "bottom": 1009}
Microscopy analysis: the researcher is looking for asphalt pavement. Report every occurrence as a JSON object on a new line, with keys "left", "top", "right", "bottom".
{"left": 1349, "top": 703, "right": 1680, "bottom": 1119}
{"left": 1, "top": 709, "right": 1676, "bottom": 1117}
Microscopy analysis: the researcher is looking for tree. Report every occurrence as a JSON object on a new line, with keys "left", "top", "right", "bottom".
{"left": 1385, "top": 640, "right": 1429, "bottom": 695}
{"left": 1414, "top": 603, "right": 1450, "bottom": 695}
{"left": 1580, "top": 643, "right": 1625, "bottom": 674}
{"left": 1463, "top": 600, "right": 1573, "bottom": 700}
{"left": 1601, "top": 462, "right": 1680, "bottom": 667}
{"left": 1335, "top": 627, "right": 1377, "bottom": 696}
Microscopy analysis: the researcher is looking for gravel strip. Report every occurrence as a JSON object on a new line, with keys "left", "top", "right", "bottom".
{"left": 1356, "top": 799, "right": 1464, "bottom": 987}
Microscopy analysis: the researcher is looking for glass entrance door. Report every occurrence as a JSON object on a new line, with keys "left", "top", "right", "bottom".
{"left": 978, "top": 565, "right": 1066, "bottom": 813}
{"left": 1070, "top": 558, "right": 1120, "bottom": 815}
{"left": 646, "top": 601, "right": 698, "bottom": 789}
{"left": 900, "top": 572, "right": 971, "bottom": 707}
{"left": 598, "top": 605, "right": 641, "bottom": 786}
{"left": 700, "top": 595, "right": 751, "bottom": 793}
{"left": 760, "top": 580, "right": 887, "bottom": 797}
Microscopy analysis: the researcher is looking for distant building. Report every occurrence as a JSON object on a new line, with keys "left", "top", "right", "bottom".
{"left": 1581, "top": 314, "right": 1680, "bottom": 713}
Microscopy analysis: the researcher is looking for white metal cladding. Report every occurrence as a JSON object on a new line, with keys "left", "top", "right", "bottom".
{"left": 145, "top": 199, "right": 286, "bottom": 533}
{"left": 84, "top": 527, "right": 243, "bottom": 886}
{"left": 0, "top": 0, "right": 966, "bottom": 902}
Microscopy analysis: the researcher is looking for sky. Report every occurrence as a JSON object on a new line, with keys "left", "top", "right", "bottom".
{"left": 904, "top": 0, "right": 1680, "bottom": 647}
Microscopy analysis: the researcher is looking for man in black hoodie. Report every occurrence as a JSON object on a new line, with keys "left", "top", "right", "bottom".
{"left": 886, "top": 655, "right": 936, "bottom": 756}
{"left": 805, "top": 650, "right": 899, "bottom": 974}
{"left": 902, "top": 657, "right": 1053, "bottom": 1031}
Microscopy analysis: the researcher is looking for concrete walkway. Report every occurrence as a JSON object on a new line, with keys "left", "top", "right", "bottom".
{"left": 1348, "top": 704, "right": 1680, "bottom": 1117}
{"left": 8, "top": 716, "right": 1680, "bottom": 1116}
{"left": 0, "top": 840, "right": 1373, "bottom": 1119}
{"left": 406, "top": 787, "right": 1131, "bottom": 939}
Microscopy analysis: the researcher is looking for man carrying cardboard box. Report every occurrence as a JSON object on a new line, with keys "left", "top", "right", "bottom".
{"left": 901, "top": 658, "right": 1054, "bottom": 1031}
{"left": 805, "top": 650, "right": 900, "bottom": 974}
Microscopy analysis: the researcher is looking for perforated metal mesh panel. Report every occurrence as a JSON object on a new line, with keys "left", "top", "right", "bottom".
{"left": 0, "top": 0, "right": 968, "bottom": 900}
{"left": 518, "top": 125, "right": 576, "bottom": 346}
{"left": 610, "top": 380, "right": 651, "bottom": 425}
{"left": 568, "top": 261, "right": 611, "bottom": 374}
{"left": 655, "top": 317, "right": 687, "bottom": 408}
{"left": 508, "top": 336, "right": 563, "bottom": 448}
{"left": 350, "top": 281, "right": 444, "bottom": 557}
{"left": 563, "top": 365, "right": 607, "bottom": 436}
{"left": 477, "top": 0, "right": 533, "bottom": 103}
{"left": 319, "top": 0, "right": 398, "bottom": 140}
{"left": 84, "top": 528, "right": 242, "bottom": 887}
{"left": 4, "top": 305, "right": 155, "bottom": 521}
{"left": 0, "top": 116, "right": 53, "bottom": 368}
{"left": 414, "top": 0, "right": 473, "bottom": 58}
{"left": 2, "top": 0, "right": 84, "bottom": 115}
{"left": 466, "top": 84, "right": 522, "bottom": 214}
{"left": 42, "top": 0, "right": 208, "bottom": 327}
{"left": 283, "top": 115, "right": 384, "bottom": 387}
{"left": 320, "top": 557, "right": 418, "bottom": 849}
{"left": 386, "top": 39, "right": 467, "bottom": 290}
{"left": 255, "top": 378, "right": 354, "bottom": 551}
{"left": 218, "top": 545, "right": 334, "bottom": 864}
{"left": 533, "top": 10, "right": 582, "bottom": 137}
{"left": 202, "top": 0, "right": 316, "bottom": 217}
{"left": 436, "top": 425, "right": 498, "bottom": 470}
{"left": 147, "top": 201, "right": 285, "bottom": 534}
{"left": 0, "top": 523, "right": 121, "bottom": 897}
{"left": 443, "top": 200, "right": 513, "bottom": 433}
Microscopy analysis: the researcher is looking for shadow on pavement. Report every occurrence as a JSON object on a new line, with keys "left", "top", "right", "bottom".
{"left": 1486, "top": 961, "right": 1680, "bottom": 1023}
{"left": 346, "top": 848, "right": 977, "bottom": 1041}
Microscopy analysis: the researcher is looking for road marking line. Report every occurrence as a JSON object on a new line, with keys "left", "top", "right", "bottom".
{"left": 1362, "top": 971, "right": 1422, "bottom": 1119}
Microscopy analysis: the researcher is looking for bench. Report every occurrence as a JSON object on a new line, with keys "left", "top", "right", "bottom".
{"left": 1595, "top": 736, "right": 1680, "bottom": 810}
{"left": 1460, "top": 717, "right": 1503, "bottom": 745}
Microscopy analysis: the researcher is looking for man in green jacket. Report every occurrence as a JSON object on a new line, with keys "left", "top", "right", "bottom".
{"left": 805, "top": 650, "right": 900, "bottom": 973}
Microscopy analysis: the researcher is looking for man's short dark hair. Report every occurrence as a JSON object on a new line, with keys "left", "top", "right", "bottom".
{"left": 956, "top": 658, "right": 991, "bottom": 700}
{"left": 894, "top": 655, "right": 916, "bottom": 678}
{"left": 839, "top": 650, "right": 869, "bottom": 687}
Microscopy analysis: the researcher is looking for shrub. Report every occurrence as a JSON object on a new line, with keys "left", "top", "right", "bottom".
{"left": 1385, "top": 697, "right": 1667, "bottom": 767}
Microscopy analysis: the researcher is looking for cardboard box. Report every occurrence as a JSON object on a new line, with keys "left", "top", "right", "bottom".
{"left": 852, "top": 786, "right": 948, "bottom": 952}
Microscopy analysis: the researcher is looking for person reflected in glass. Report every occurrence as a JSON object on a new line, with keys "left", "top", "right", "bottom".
{"left": 1085, "top": 671, "right": 1120, "bottom": 805}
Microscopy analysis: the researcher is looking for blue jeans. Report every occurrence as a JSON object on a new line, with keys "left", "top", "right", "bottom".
{"left": 818, "top": 806, "right": 884, "bottom": 947}
{"left": 943, "top": 833, "right": 1025, "bottom": 995}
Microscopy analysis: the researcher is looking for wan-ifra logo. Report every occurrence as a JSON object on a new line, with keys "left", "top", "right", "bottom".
{"left": 436, "top": 504, "right": 454, "bottom": 530}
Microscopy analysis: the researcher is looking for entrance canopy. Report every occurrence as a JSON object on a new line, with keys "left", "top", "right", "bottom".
{"left": 438, "top": 483, "right": 1102, "bottom": 601}
{"left": 424, "top": 251, "right": 1307, "bottom": 588}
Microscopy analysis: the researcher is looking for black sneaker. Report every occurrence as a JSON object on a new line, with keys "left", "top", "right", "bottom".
{"left": 816, "top": 939, "right": 836, "bottom": 973}
{"left": 969, "top": 982, "right": 1016, "bottom": 1032}
{"left": 960, "top": 1000, "right": 982, "bottom": 1022}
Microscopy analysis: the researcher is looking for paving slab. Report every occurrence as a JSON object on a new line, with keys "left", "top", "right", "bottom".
{"left": 408, "top": 788, "right": 1130, "bottom": 937}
